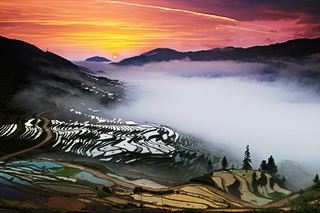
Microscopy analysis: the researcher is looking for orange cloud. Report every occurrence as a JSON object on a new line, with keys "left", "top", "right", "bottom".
{"left": 0, "top": 0, "right": 316, "bottom": 60}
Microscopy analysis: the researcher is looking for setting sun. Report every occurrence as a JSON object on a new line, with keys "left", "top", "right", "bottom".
{"left": 112, "top": 54, "right": 118, "bottom": 60}
{"left": 1, "top": 0, "right": 318, "bottom": 61}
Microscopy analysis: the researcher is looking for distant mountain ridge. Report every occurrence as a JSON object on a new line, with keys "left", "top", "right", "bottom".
{"left": 85, "top": 56, "right": 111, "bottom": 62}
{"left": 115, "top": 37, "right": 320, "bottom": 66}
{"left": 278, "top": 160, "right": 313, "bottom": 190}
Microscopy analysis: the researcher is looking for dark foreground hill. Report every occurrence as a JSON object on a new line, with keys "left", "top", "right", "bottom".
{"left": 115, "top": 37, "right": 320, "bottom": 66}
{"left": 0, "top": 36, "right": 128, "bottom": 117}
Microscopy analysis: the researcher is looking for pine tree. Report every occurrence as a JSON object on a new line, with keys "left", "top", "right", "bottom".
{"left": 267, "top": 155, "right": 277, "bottom": 175}
{"left": 242, "top": 145, "right": 252, "bottom": 170}
{"left": 252, "top": 171, "right": 257, "bottom": 181}
{"left": 313, "top": 174, "right": 319, "bottom": 183}
{"left": 259, "top": 160, "right": 268, "bottom": 172}
{"left": 259, "top": 172, "right": 267, "bottom": 186}
{"left": 221, "top": 156, "right": 228, "bottom": 170}
{"left": 207, "top": 160, "right": 213, "bottom": 173}
{"left": 256, "top": 172, "right": 268, "bottom": 186}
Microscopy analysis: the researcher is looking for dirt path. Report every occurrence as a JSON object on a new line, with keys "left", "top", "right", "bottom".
{"left": 0, "top": 93, "right": 73, "bottom": 161}
{"left": 0, "top": 117, "right": 52, "bottom": 161}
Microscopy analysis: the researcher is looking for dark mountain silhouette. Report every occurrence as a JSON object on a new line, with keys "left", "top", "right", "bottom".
{"left": 115, "top": 48, "right": 185, "bottom": 66}
{"left": 0, "top": 36, "right": 79, "bottom": 70}
{"left": 115, "top": 37, "right": 320, "bottom": 66}
{"left": 85, "top": 56, "right": 111, "bottom": 62}
{"left": 0, "top": 36, "right": 126, "bottom": 117}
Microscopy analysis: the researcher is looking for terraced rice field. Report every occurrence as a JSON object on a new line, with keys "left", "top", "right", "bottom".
{"left": 0, "top": 160, "right": 132, "bottom": 211}
{"left": 211, "top": 170, "right": 292, "bottom": 206}
{"left": 179, "top": 185, "right": 229, "bottom": 205}
{"left": 0, "top": 112, "right": 213, "bottom": 180}
{"left": 130, "top": 182, "right": 250, "bottom": 210}
{"left": 51, "top": 119, "right": 177, "bottom": 158}
{"left": 0, "top": 160, "right": 296, "bottom": 212}
{"left": 42, "top": 197, "right": 85, "bottom": 210}
{"left": 233, "top": 172, "right": 272, "bottom": 205}
{"left": 133, "top": 192, "right": 209, "bottom": 209}
{"left": 0, "top": 117, "right": 47, "bottom": 158}
{"left": 47, "top": 117, "right": 212, "bottom": 178}
{"left": 212, "top": 171, "right": 237, "bottom": 191}
{"left": 0, "top": 116, "right": 293, "bottom": 212}
{"left": 0, "top": 117, "right": 43, "bottom": 140}
{"left": 0, "top": 161, "right": 76, "bottom": 186}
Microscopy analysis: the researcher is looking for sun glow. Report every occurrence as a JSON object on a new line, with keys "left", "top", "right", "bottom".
{"left": 0, "top": 0, "right": 313, "bottom": 60}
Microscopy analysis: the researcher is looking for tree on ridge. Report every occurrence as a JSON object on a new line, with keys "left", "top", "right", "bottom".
{"left": 259, "top": 160, "right": 268, "bottom": 172}
{"left": 267, "top": 155, "right": 277, "bottom": 175}
{"left": 242, "top": 145, "right": 252, "bottom": 170}
{"left": 221, "top": 156, "right": 228, "bottom": 170}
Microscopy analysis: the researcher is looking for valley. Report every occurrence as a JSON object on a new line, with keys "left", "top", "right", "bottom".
{"left": 0, "top": 35, "right": 320, "bottom": 212}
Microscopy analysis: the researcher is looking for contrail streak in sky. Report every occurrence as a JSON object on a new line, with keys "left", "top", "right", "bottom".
{"left": 97, "top": 0, "right": 237, "bottom": 22}
{"left": 96, "top": 0, "right": 292, "bottom": 38}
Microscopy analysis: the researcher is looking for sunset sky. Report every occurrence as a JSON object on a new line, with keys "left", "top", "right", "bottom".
{"left": 1, "top": 0, "right": 319, "bottom": 60}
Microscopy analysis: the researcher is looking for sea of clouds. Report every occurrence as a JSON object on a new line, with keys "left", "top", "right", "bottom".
{"left": 80, "top": 57, "right": 320, "bottom": 167}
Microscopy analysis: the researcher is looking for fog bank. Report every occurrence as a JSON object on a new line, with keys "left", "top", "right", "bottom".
{"left": 96, "top": 60, "right": 320, "bottom": 167}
